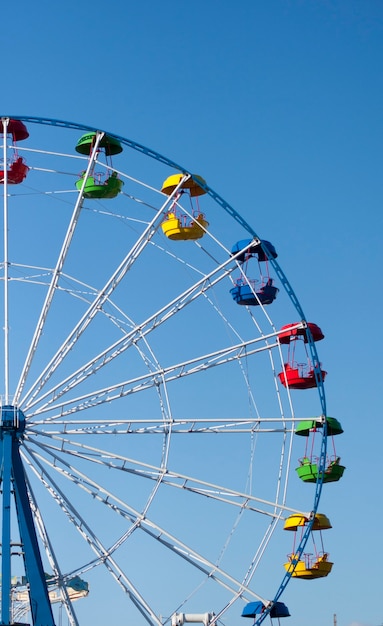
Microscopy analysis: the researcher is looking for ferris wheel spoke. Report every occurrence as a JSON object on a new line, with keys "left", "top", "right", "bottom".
{"left": 22, "top": 446, "right": 163, "bottom": 626}
{"left": 22, "top": 443, "right": 267, "bottom": 605}
{"left": 26, "top": 331, "right": 279, "bottom": 419}
{"left": 14, "top": 133, "right": 106, "bottom": 405}
{"left": 27, "top": 416, "right": 292, "bottom": 434}
{"left": 3, "top": 120, "right": 11, "bottom": 401}
{"left": 25, "top": 434, "right": 297, "bottom": 518}
{"left": 23, "top": 473, "right": 80, "bottom": 626}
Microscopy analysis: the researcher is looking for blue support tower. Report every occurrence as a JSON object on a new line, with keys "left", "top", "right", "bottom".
{"left": 0, "top": 405, "right": 55, "bottom": 626}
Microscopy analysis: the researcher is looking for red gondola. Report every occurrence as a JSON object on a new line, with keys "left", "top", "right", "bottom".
{"left": 278, "top": 322, "right": 324, "bottom": 344}
{"left": 0, "top": 119, "right": 29, "bottom": 185}
{"left": 278, "top": 364, "right": 326, "bottom": 389}
{"left": 278, "top": 322, "right": 326, "bottom": 390}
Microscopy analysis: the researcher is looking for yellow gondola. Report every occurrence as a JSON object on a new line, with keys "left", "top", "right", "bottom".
{"left": 161, "top": 173, "right": 207, "bottom": 197}
{"left": 283, "top": 513, "right": 332, "bottom": 531}
{"left": 161, "top": 173, "right": 209, "bottom": 240}
{"left": 284, "top": 552, "right": 333, "bottom": 579}
{"left": 161, "top": 212, "right": 209, "bottom": 241}
{"left": 283, "top": 513, "right": 333, "bottom": 579}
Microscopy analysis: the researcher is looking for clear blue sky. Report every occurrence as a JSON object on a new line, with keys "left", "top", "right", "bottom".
{"left": 1, "top": 2, "right": 382, "bottom": 626}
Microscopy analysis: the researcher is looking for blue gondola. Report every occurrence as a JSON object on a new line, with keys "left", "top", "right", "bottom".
{"left": 231, "top": 239, "right": 277, "bottom": 263}
{"left": 230, "top": 278, "right": 279, "bottom": 306}
{"left": 242, "top": 601, "right": 290, "bottom": 618}
{"left": 230, "top": 239, "right": 278, "bottom": 306}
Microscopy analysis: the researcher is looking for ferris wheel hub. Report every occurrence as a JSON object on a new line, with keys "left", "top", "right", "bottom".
{"left": 0, "top": 405, "right": 26, "bottom": 435}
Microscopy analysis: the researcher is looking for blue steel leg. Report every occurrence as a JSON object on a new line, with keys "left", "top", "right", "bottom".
{"left": 12, "top": 440, "right": 55, "bottom": 626}
{"left": 1, "top": 432, "right": 12, "bottom": 624}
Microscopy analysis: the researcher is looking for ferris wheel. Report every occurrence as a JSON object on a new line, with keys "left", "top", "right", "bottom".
{"left": 0, "top": 117, "right": 344, "bottom": 626}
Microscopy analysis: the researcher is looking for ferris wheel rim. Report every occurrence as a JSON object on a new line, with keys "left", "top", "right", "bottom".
{"left": 0, "top": 116, "right": 332, "bottom": 626}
